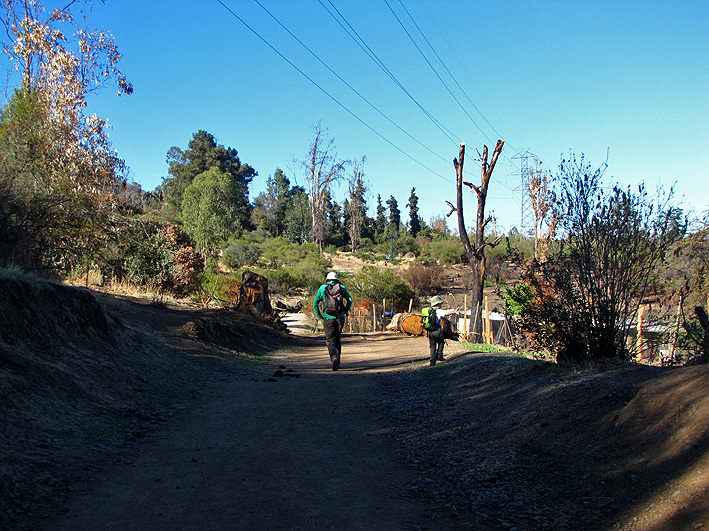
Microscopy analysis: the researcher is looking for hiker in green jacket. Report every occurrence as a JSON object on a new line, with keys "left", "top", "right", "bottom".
{"left": 313, "top": 272, "right": 353, "bottom": 371}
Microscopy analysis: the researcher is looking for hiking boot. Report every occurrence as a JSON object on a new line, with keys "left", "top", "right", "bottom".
{"left": 332, "top": 357, "right": 340, "bottom": 371}
{"left": 437, "top": 356, "right": 446, "bottom": 361}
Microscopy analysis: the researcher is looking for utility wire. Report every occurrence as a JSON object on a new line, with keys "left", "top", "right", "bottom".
{"left": 415, "top": 0, "right": 525, "bottom": 153}
{"left": 398, "top": 0, "right": 507, "bottom": 145}
{"left": 216, "top": 0, "right": 454, "bottom": 183}
{"left": 384, "top": 0, "right": 493, "bottom": 145}
{"left": 251, "top": 0, "right": 449, "bottom": 165}
{"left": 393, "top": 0, "right": 519, "bottom": 175}
{"left": 318, "top": 0, "right": 460, "bottom": 146}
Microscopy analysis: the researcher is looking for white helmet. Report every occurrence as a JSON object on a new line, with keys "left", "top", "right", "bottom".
{"left": 326, "top": 272, "right": 339, "bottom": 281}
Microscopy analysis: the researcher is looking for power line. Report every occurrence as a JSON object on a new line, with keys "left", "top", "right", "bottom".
{"left": 398, "top": 0, "right": 507, "bottom": 145}
{"left": 251, "top": 0, "right": 449, "bottom": 165}
{"left": 216, "top": 0, "right": 454, "bottom": 184}
{"left": 415, "top": 0, "right": 525, "bottom": 153}
{"left": 318, "top": 0, "right": 460, "bottom": 146}
{"left": 385, "top": 0, "right": 493, "bottom": 145}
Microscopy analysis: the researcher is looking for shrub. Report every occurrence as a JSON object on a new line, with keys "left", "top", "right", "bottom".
{"left": 348, "top": 266, "right": 416, "bottom": 312}
{"left": 223, "top": 241, "right": 261, "bottom": 269}
{"left": 428, "top": 238, "right": 464, "bottom": 265}
{"left": 101, "top": 221, "right": 203, "bottom": 296}
{"left": 508, "top": 154, "right": 685, "bottom": 363}
{"left": 401, "top": 263, "right": 443, "bottom": 295}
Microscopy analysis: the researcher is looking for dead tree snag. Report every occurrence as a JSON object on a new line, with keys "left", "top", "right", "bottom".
{"left": 452, "top": 140, "right": 504, "bottom": 342}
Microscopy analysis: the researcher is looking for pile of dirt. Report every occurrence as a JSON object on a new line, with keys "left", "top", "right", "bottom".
{"left": 0, "top": 273, "right": 289, "bottom": 527}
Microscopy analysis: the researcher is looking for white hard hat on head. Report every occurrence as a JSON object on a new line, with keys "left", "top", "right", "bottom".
{"left": 326, "top": 272, "right": 339, "bottom": 281}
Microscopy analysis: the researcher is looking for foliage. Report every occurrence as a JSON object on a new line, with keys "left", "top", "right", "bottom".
{"left": 251, "top": 168, "right": 292, "bottom": 237}
{"left": 0, "top": 1, "right": 131, "bottom": 273}
{"left": 222, "top": 241, "right": 262, "bottom": 270}
{"left": 427, "top": 238, "right": 464, "bottom": 265}
{"left": 162, "top": 130, "right": 255, "bottom": 231}
{"left": 101, "top": 221, "right": 203, "bottom": 296}
{"left": 347, "top": 265, "right": 416, "bottom": 312}
{"left": 396, "top": 233, "right": 420, "bottom": 257}
{"left": 408, "top": 188, "right": 421, "bottom": 237}
{"left": 181, "top": 166, "right": 245, "bottom": 263}
{"left": 260, "top": 237, "right": 317, "bottom": 268}
{"left": 195, "top": 269, "right": 241, "bottom": 307}
{"left": 346, "top": 157, "right": 368, "bottom": 252}
{"left": 282, "top": 185, "right": 311, "bottom": 244}
{"left": 242, "top": 238, "right": 330, "bottom": 293}
{"left": 401, "top": 263, "right": 443, "bottom": 295}
{"left": 508, "top": 153, "right": 686, "bottom": 363}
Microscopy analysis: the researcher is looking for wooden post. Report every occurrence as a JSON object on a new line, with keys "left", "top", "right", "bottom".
{"left": 636, "top": 305, "right": 646, "bottom": 360}
{"left": 472, "top": 302, "right": 480, "bottom": 343}
{"left": 669, "top": 293, "right": 683, "bottom": 362}
{"left": 383, "top": 298, "right": 386, "bottom": 329}
{"left": 485, "top": 295, "right": 491, "bottom": 344}
{"left": 462, "top": 294, "right": 469, "bottom": 340}
{"left": 408, "top": 298, "right": 413, "bottom": 313}
{"left": 372, "top": 303, "right": 376, "bottom": 332}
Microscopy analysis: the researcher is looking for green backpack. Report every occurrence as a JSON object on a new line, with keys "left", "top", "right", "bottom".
{"left": 421, "top": 306, "right": 439, "bottom": 331}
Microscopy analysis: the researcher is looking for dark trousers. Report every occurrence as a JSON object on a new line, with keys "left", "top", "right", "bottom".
{"left": 323, "top": 317, "right": 344, "bottom": 361}
{"left": 428, "top": 329, "right": 445, "bottom": 365}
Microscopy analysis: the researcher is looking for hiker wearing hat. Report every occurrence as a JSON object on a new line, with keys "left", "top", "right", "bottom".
{"left": 313, "top": 272, "right": 353, "bottom": 370}
{"left": 426, "top": 295, "right": 459, "bottom": 365}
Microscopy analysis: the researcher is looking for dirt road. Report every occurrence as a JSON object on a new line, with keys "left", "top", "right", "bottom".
{"left": 36, "top": 333, "right": 449, "bottom": 531}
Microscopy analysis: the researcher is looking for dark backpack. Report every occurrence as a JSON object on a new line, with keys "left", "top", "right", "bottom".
{"left": 421, "top": 306, "right": 439, "bottom": 331}
{"left": 324, "top": 283, "right": 345, "bottom": 315}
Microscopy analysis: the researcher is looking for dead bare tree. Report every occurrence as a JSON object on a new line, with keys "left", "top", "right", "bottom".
{"left": 525, "top": 159, "right": 558, "bottom": 262}
{"left": 302, "top": 123, "right": 347, "bottom": 252}
{"left": 451, "top": 140, "right": 505, "bottom": 342}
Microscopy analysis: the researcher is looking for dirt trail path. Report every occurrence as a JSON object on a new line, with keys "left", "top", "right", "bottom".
{"left": 37, "top": 333, "right": 443, "bottom": 531}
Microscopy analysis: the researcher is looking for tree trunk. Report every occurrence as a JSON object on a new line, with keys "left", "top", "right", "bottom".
{"left": 454, "top": 140, "right": 504, "bottom": 343}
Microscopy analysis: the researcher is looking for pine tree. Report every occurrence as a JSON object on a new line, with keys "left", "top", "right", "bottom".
{"left": 408, "top": 187, "right": 421, "bottom": 237}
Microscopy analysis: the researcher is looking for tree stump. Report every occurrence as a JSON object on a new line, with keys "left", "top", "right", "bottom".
{"left": 235, "top": 271, "right": 273, "bottom": 317}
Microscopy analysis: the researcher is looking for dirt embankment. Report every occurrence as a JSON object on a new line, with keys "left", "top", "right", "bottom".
{"left": 1, "top": 274, "right": 709, "bottom": 530}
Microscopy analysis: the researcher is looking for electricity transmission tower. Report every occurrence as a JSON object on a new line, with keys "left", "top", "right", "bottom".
{"left": 513, "top": 149, "right": 535, "bottom": 236}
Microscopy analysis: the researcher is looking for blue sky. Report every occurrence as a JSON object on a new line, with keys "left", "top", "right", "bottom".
{"left": 69, "top": 1, "right": 709, "bottom": 231}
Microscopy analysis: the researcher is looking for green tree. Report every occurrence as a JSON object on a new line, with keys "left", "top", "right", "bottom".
{"left": 347, "top": 158, "right": 368, "bottom": 252}
{"left": 374, "top": 194, "right": 386, "bottom": 242}
{"left": 163, "top": 130, "right": 256, "bottom": 228}
{"left": 182, "top": 167, "right": 244, "bottom": 265}
{"left": 386, "top": 195, "right": 400, "bottom": 233}
{"left": 348, "top": 266, "right": 415, "bottom": 312}
{"left": 283, "top": 185, "right": 311, "bottom": 244}
{"left": 408, "top": 188, "right": 421, "bottom": 237}
{"left": 251, "top": 168, "right": 291, "bottom": 236}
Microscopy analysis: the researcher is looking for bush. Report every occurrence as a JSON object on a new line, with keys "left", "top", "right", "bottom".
{"left": 348, "top": 266, "right": 416, "bottom": 312}
{"left": 223, "top": 241, "right": 261, "bottom": 269}
{"left": 427, "top": 238, "right": 464, "bottom": 265}
{"left": 196, "top": 270, "right": 241, "bottom": 306}
{"left": 101, "top": 221, "right": 203, "bottom": 296}
{"left": 507, "top": 154, "right": 685, "bottom": 364}
{"left": 260, "top": 237, "right": 312, "bottom": 268}
{"left": 401, "top": 263, "right": 443, "bottom": 295}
